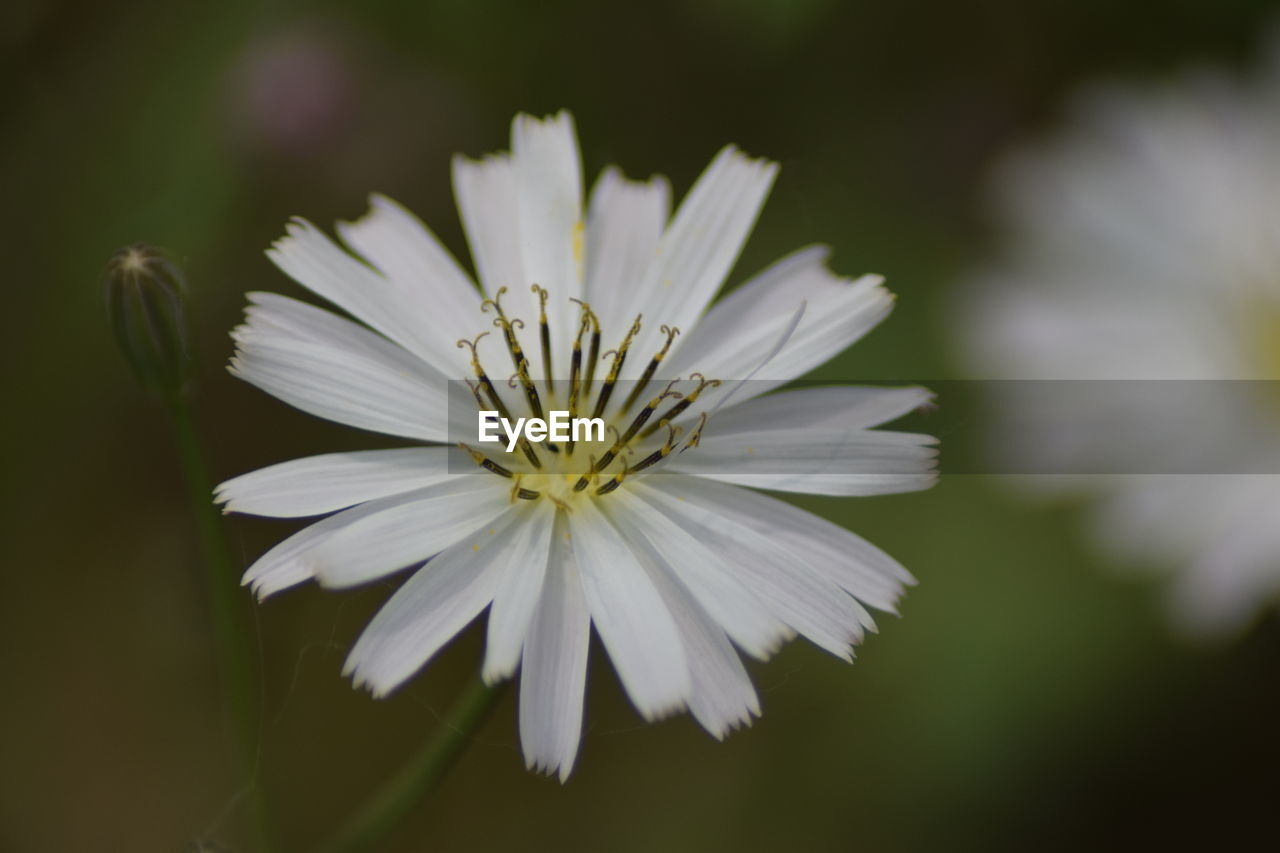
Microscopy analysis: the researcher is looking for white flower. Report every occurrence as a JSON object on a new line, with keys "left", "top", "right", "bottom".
{"left": 218, "top": 111, "right": 936, "bottom": 779}
{"left": 962, "top": 51, "right": 1280, "bottom": 635}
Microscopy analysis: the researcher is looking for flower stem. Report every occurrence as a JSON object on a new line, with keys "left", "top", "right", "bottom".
{"left": 319, "top": 676, "right": 509, "bottom": 853}
{"left": 166, "top": 393, "right": 273, "bottom": 851}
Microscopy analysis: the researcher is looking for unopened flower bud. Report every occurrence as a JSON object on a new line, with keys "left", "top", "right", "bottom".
{"left": 105, "top": 244, "right": 192, "bottom": 397}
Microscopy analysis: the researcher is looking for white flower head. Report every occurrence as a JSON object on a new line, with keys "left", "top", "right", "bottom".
{"left": 218, "top": 111, "right": 936, "bottom": 779}
{"left": 962, "top": 47, "right": 1280, "bottom": 635}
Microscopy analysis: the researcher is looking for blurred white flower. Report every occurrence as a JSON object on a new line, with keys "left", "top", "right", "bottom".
{"left": 218, "top": 112, "right": 935, "bottom": 779}
{"left": 963, "top": 48, "right": 1280, "bottom": 635}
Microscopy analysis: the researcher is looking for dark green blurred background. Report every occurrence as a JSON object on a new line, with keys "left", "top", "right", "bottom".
{"left": 5, "top": 1, "right": 1279, "bottom": 850}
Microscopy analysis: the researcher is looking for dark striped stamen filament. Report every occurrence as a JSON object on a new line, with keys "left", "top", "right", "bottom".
{"left": 591, "top": 314, "right": 642, "bottom": 421}
{"left": 457, "top": 332, "right": 541, "bottom": 469}
{"left": 618, "top": 324, "right": 680, "bottom": 415}
{"left": 483, "top": 287, "right": 543, "bottom": 422}
{"left": 532, "top": 284, "right": 554, "bottom": 395}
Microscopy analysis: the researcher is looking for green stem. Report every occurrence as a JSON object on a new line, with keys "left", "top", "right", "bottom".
{"left": 319, "top": 676, "right": 509, "bottom": 853}
{"left": 166, "top": 394, "right": 273, "bottom": 852}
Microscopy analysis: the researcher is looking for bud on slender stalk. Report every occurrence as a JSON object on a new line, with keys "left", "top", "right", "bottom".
{"left": 105, "top": 244, "right": 192, "bottom": 397}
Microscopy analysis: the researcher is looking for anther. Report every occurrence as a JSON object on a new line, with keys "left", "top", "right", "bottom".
{"left": 532, "top": 284, "right": 554, "bottom": 395}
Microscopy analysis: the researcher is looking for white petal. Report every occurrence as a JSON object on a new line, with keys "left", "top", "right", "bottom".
{"left": 452, "top": 152, "right": 523, "bottom": 298}
{"left": 710, "top": 386, "right": 933, "bottom": 434}
{"left": 229, "top": 334, "right": 447, "bottom": 442}
{"left": 625, "top": 146, "right": 778, "bottom": 370}
{"left": 568, "top": 500, "right": 691, "bottom": 720}
{"left": 510, "top": 111, "right": 583, "bottom": 372}
{"left": 631, "top": 479, "right": 874, "bottom": 659}
{"left": 336, "top": 194, "right": 482, "bottom": 376}
{"left": 240, "top": 487, "right": 438, "bottom": 599}
{"left": 342, "top": 503, "right": 542, "bottom": 697}
{"left": 511, "top": 111, "right": 583, "bottom": 292}
{"left": 602, "top": 491, "right": 791, "bottom": 659}
{"left": 520, "top": 510, "right": 590, "bottom": 782}
{"left": 266, "top": 219, "right": 445, "bottom": 368}
{"left": 596, "top": 494, "right": 762, "bottom": 732}
{"left": 675, "top": 245, "right": 832, "bottom": 348}
{"left": 215, "top": 448, "right": 466, "bottom": 519}
{"left": 666, "top": 426, "right": 938, "bottom": 496}
{"left": 584, "top": 166, "right": 671, "bottom": 339}
{"left": 648, "top": 474, "right": 914, "bottom": 613}
{"left": 667, "top": 246, "right": 893, "bottom": 397}
{"left": 638, "top": 556, "right": 761, "bottom": 739}
{"left": 452, "top": 149, "right": 567, "bottom": 380}
{"left": 306, "top": 477, "right": 512, "bottom": 588}
{"left": 482, "top": 501, "right": 557, "bottom": 683}
{"left": 240, "top": 291, "right": 425, "bottom": 376}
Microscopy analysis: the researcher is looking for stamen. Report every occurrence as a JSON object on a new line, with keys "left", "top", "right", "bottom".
{"left": 456, "top": 333, "right": 506, "bottom": 416}
{"left": 463, "top": 378, "right": 486, "bottom": 409}
{"left": 595, "top": 468, "right": 627, "bottom": 496}
{"left": 595, "top": 445, "right": 638, "bottom": 495}
{"left": 588, "top": 383, "right": 682, "bottom": 478}
{"left": 626, "top": 421, "right": 683, "bottom": 475}
{"left": 639, "top": 373, "right": 721, "bottom": 439}
{"left": 566, "top": 300, "right": 598, "bottom": 456}
{"left": 568, "top": 298, "right": 601, "bottom": 414}
{"left": 457, "top": 292, "right": 712, "bottom": 505}
{"left": 681, "top": 412, "right": 709, "bottom": 450}
{"left": 458, "top": 443, "right": 515, "bottom": 478}
{"left": 457, "top": 332, "right": 541, "bottom": 470}
{"left": 510, "top": 476, "right": 541, "bottom": 502}
{"left": 570, "top": 455, "right": 600, "bottom": 493}
{"left": 582, "top": 303, "right": 602, "bottom": 394}
{"left": 483, "top": 286, "right": 544, "bottom": 421}
{"left": 591, "top": 314, "right": 642, "bottom": 420}
{"left": 621, "top": 381, "right": 681, "bottom": 444}
{"left": 567, "top": 311, "right": 588, "bottom": 411}
{"left": 618, "top": 325, "right": 680, "bottom": 415}
{"left": 532, "top": 284, "right": 554, "bottom": 395}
